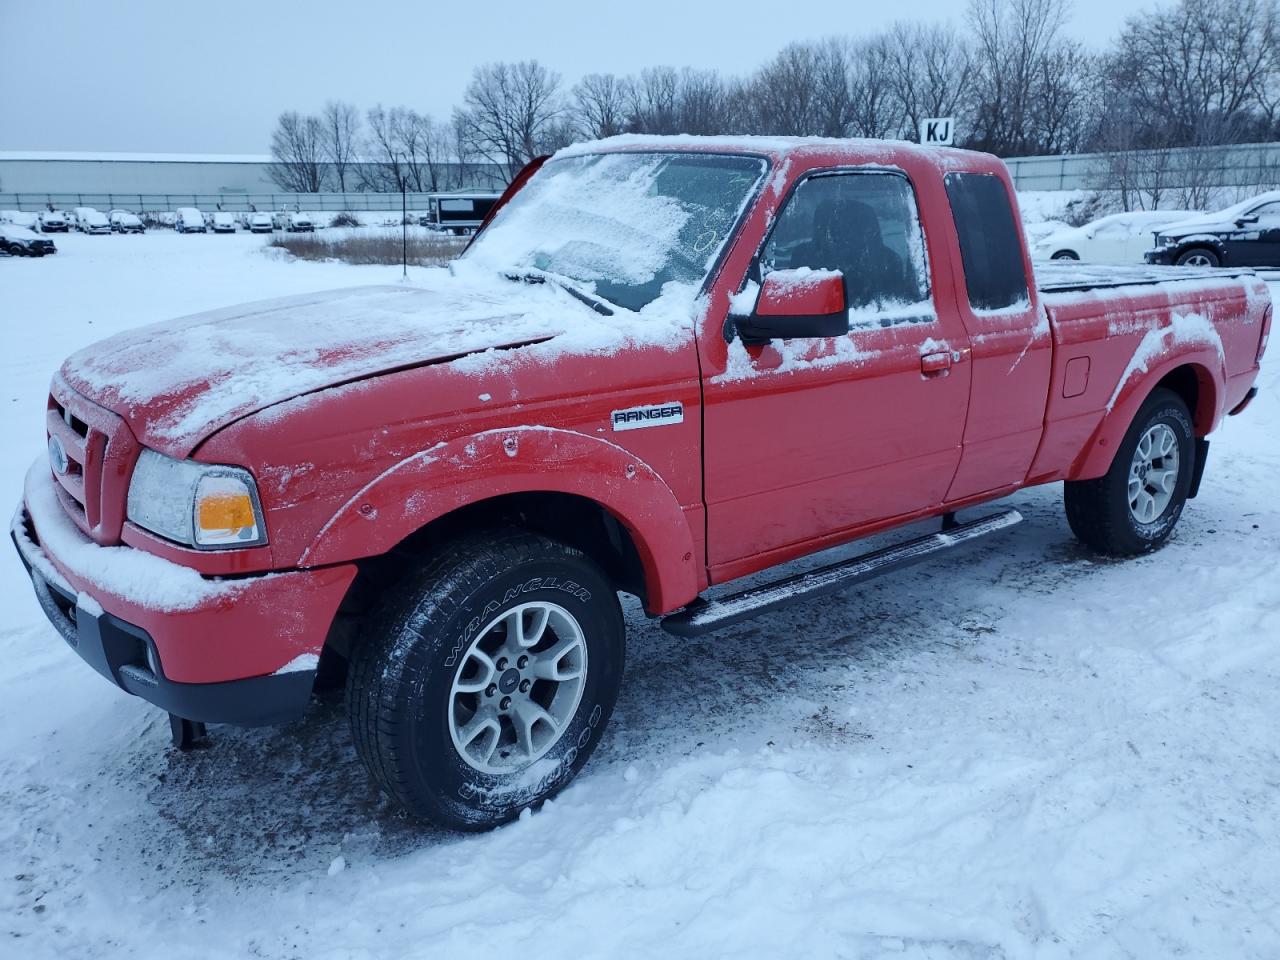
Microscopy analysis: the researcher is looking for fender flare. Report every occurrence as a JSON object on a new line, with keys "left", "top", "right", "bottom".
{"left": 300, "top": 426, "right": 700, "bottom": 613}
{"left": 1171, "top": 237, "right": 1227, "bottom": 262}
{"left": 1070, "top": 347, "right": 1222, "bottom": 481}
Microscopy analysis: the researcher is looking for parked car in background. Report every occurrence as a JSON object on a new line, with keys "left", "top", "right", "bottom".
{"left": 0, "top": 210, "right": 42, "bottom": 231}
{"left": 39, "top": 210, "right": 69, "bottom": 233}
{"left": 174, "top": 207, "right": 207, "bottom": 234}
{"left": 286, "top": 212, "right": 315, "bottom": 233}
{"left": 73, "top": 207, "right": 112, "bottom": 235}
{"left": 248, "top": 212, "right": 274, "bottom": 233}
{"left": 1033, "top": 210, "right": 1198, "bottom": 264}
{"left": 0, "top": 224, "right": 57, "bottom": 256}
{"left": 108, "top": 210, "right": 145, "bottom": 234}
{"left": 210, "top": 212, "right": 237, "bottom": 234}
{"left": 1146, "top": 191, "right": 1280, "bottom": 267}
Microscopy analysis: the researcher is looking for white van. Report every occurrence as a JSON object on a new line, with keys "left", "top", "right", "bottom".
{"left": 175, "top": 208, "right": 207, "bottom": 234}
{"left": 73, "top": 207, "right": 112, "bottom": 235}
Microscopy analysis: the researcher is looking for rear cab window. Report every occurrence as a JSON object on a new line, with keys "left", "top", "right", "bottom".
{"left": 943, "top": 173, "right": 1030, "bottom": 312}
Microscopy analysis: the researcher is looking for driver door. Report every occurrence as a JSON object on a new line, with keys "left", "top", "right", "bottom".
{"left": 1245, "top": 201, "right": 1280, "bottom": 266}
{"left": 701, "top": 170, "right": 972, "bottom": 572}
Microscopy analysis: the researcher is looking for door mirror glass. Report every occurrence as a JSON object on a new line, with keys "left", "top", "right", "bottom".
{"left": 734, "top": 269, "right": 848, "bottom": 342}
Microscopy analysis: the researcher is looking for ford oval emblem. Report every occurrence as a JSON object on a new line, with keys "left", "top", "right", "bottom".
{"left": 48, "top": 435, "right": 69, "bottom": 476}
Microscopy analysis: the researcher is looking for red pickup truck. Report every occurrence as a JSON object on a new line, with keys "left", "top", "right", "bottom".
{"left": 12, "top": 136, "right": 1271, "bottom": 829}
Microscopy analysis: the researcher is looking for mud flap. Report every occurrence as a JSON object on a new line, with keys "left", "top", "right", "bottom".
{"left": 1189, "top": 438, "right": 1210, "bottom": 499}
{"left": 169, "top": 715, "right": 209, "bottom": 750}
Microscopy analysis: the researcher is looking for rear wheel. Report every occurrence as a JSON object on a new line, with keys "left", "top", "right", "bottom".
{"left": 1176, "top": 247, "right": 1219, "bottom": 267}
{"left": 1064, "top": 388, "right": 1194, "bottom": 556}
{"left": 346, "top": 528, "right": 624, "bottom": 830}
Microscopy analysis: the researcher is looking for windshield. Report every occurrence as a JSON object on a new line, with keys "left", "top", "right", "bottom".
{"left": 464, "top": 151, "right": 766, "bottom": 312}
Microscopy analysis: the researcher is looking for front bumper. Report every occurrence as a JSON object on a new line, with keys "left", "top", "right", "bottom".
{"left": 1144, "top": 247, "right": 1177, "bottom": 265}
{"left": 12, "top": 463, "right": 357, "bottom": 725}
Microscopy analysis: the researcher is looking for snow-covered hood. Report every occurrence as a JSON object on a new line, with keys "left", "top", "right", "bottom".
{"left": 59, "top": 279, "right": 597, "bottom": 457}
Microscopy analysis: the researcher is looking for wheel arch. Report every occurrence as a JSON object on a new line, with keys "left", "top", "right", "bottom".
{"left": 301, "top": 426, "right": 701, "bottom": 616}
{"left": 1069, "top": 355, "right": 1222, "bottom": 482}
{"left": 1172, "top": 238, "right": 1227, "bottom": 264}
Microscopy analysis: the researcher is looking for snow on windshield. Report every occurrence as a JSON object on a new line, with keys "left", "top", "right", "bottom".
{"left": 463, "top": 152, "right": 766, "bottom": 312}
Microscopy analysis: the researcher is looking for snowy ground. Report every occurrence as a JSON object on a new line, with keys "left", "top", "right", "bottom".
{"left": 2, "top": 232, "right": 1279, "bottom": 959}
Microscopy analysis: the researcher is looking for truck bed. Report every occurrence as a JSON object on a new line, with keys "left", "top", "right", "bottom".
{"left": 1034, "top": 260, "right": 1259, "bottom": 294}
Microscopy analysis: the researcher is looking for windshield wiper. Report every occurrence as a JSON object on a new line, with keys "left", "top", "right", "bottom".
{"left": 504, "top": 269, "right": 615, "bottom": 316}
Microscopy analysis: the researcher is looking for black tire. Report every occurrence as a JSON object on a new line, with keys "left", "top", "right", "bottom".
{"left": 346, "top": 528, "right": 624, "bottom": 830}
{"left": 1175, "top": 247, "right": 1220, "bottom": 268}
{"left": 1051, "top": 250, "right": 1079, "bottom": 260}
{"left": 1064, "top": 387, "right": 1195, "bottom": 556}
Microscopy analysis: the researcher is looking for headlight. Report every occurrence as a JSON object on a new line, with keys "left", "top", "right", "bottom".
{"left": 127, "top": 449, "right": 267, "bottom": 549}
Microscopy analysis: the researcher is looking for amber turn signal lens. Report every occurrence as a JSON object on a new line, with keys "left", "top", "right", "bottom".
{"left": 197, "top": 492, "right": 255, "bottom": 533}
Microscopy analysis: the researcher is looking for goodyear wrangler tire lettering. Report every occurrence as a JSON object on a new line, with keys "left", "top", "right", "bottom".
{"left": 346, "top": 527, "right": 624, "bottom": 830}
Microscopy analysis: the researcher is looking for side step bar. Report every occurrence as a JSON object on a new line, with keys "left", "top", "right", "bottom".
{"left": 661, "top": 509, "right": 1022, "bottom": 637}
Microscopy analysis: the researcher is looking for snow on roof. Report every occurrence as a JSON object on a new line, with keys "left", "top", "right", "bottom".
{"left": 1157, "top": 190, "right": 1280, "bottom": 234}
{"left": 554, "top": 134, "right": 986, "bottom": 168}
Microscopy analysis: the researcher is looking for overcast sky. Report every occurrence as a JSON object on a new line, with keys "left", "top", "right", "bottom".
{"left": 2, "top": 0, "right": 1153, "bottom": 155}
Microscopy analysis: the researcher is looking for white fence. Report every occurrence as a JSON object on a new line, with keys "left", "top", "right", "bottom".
{"left": 1005, "top": 141, "right": 1280, "bottom": 192}
{"left": 6, "top": 142, "right": 1279, "bottom": 210}
{"left": 0, "top": 192, "right": 446, "bottom": 214}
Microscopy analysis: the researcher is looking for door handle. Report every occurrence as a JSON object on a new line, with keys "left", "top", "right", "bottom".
{"left": 920, "top": 351, "right": 952, "bottom": 376}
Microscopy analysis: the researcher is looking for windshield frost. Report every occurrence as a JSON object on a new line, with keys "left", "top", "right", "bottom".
{"left": 464, "top": 152, "right": 767, "bottom": 312}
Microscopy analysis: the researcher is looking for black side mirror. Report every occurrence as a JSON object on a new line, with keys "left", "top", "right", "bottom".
{"left": 1236, "top": 214, "right": 1259, "bottom": 227}
{"left": 733, "top": 269, "right": 849, "bottom": 343}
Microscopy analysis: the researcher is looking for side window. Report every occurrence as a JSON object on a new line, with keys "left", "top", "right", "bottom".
{"left": 1248, "top": 201, "right": 1280, "bottom": 222}
{"left": 944, "top": 173, "right": 1030, "bottom": 312}
{"left": 761, "top": 172, "right": 931, "bottom": 316}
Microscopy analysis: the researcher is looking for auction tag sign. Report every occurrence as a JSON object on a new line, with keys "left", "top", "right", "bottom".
{"left": 920, "top": 118, "right": 954, "bottom": 146}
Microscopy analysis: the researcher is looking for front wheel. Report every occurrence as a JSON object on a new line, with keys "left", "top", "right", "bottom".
{"left": 1064, "top": 388, "right": 1195, "bottom": 556}
{"left": 346, "top": 528, "right": 624, "bottom": 830}
{"left": 1051, "top": 250, "right": 1079, "bottom": 260}
{"left": 1176, "top": 247, "right": 1220, "bottom": 267}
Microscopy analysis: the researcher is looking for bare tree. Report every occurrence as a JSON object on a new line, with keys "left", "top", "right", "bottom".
{"left": 625, "top": 67, "right": 681, "bottom": 133}
{"left": 359, "top": 106, "right": 458, "bottom": 192}
{"left": 748, "top": 43, "right": 824, "bottom": 135}
{"left": 268, "top": 111, "right": 324, "bottom": 193}
{"left": 674, "top": 69, "right": 730, "bottom": 135}
{"left": 885, "top": 22, "right": 975, "bottom": 141}
{"left": 966, "top": 0, "right": 1087, "bottom": 155}
{"left": 454, "top": 61, "right": 565, "bottom": 182}
{"left": 570, "top": 73, "right": 630, "bottom": 139}
{"left": 1106, "top": 0, "right": 1279, "bottom": 148}
{"left": 361, "top": 104, "right": 408, "bottom": 191}
{"left": 320, "top": 101, "right": 360, "bottom": 191}
{"left": 846, "top": 36, "right": 897, "bottom": 138}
